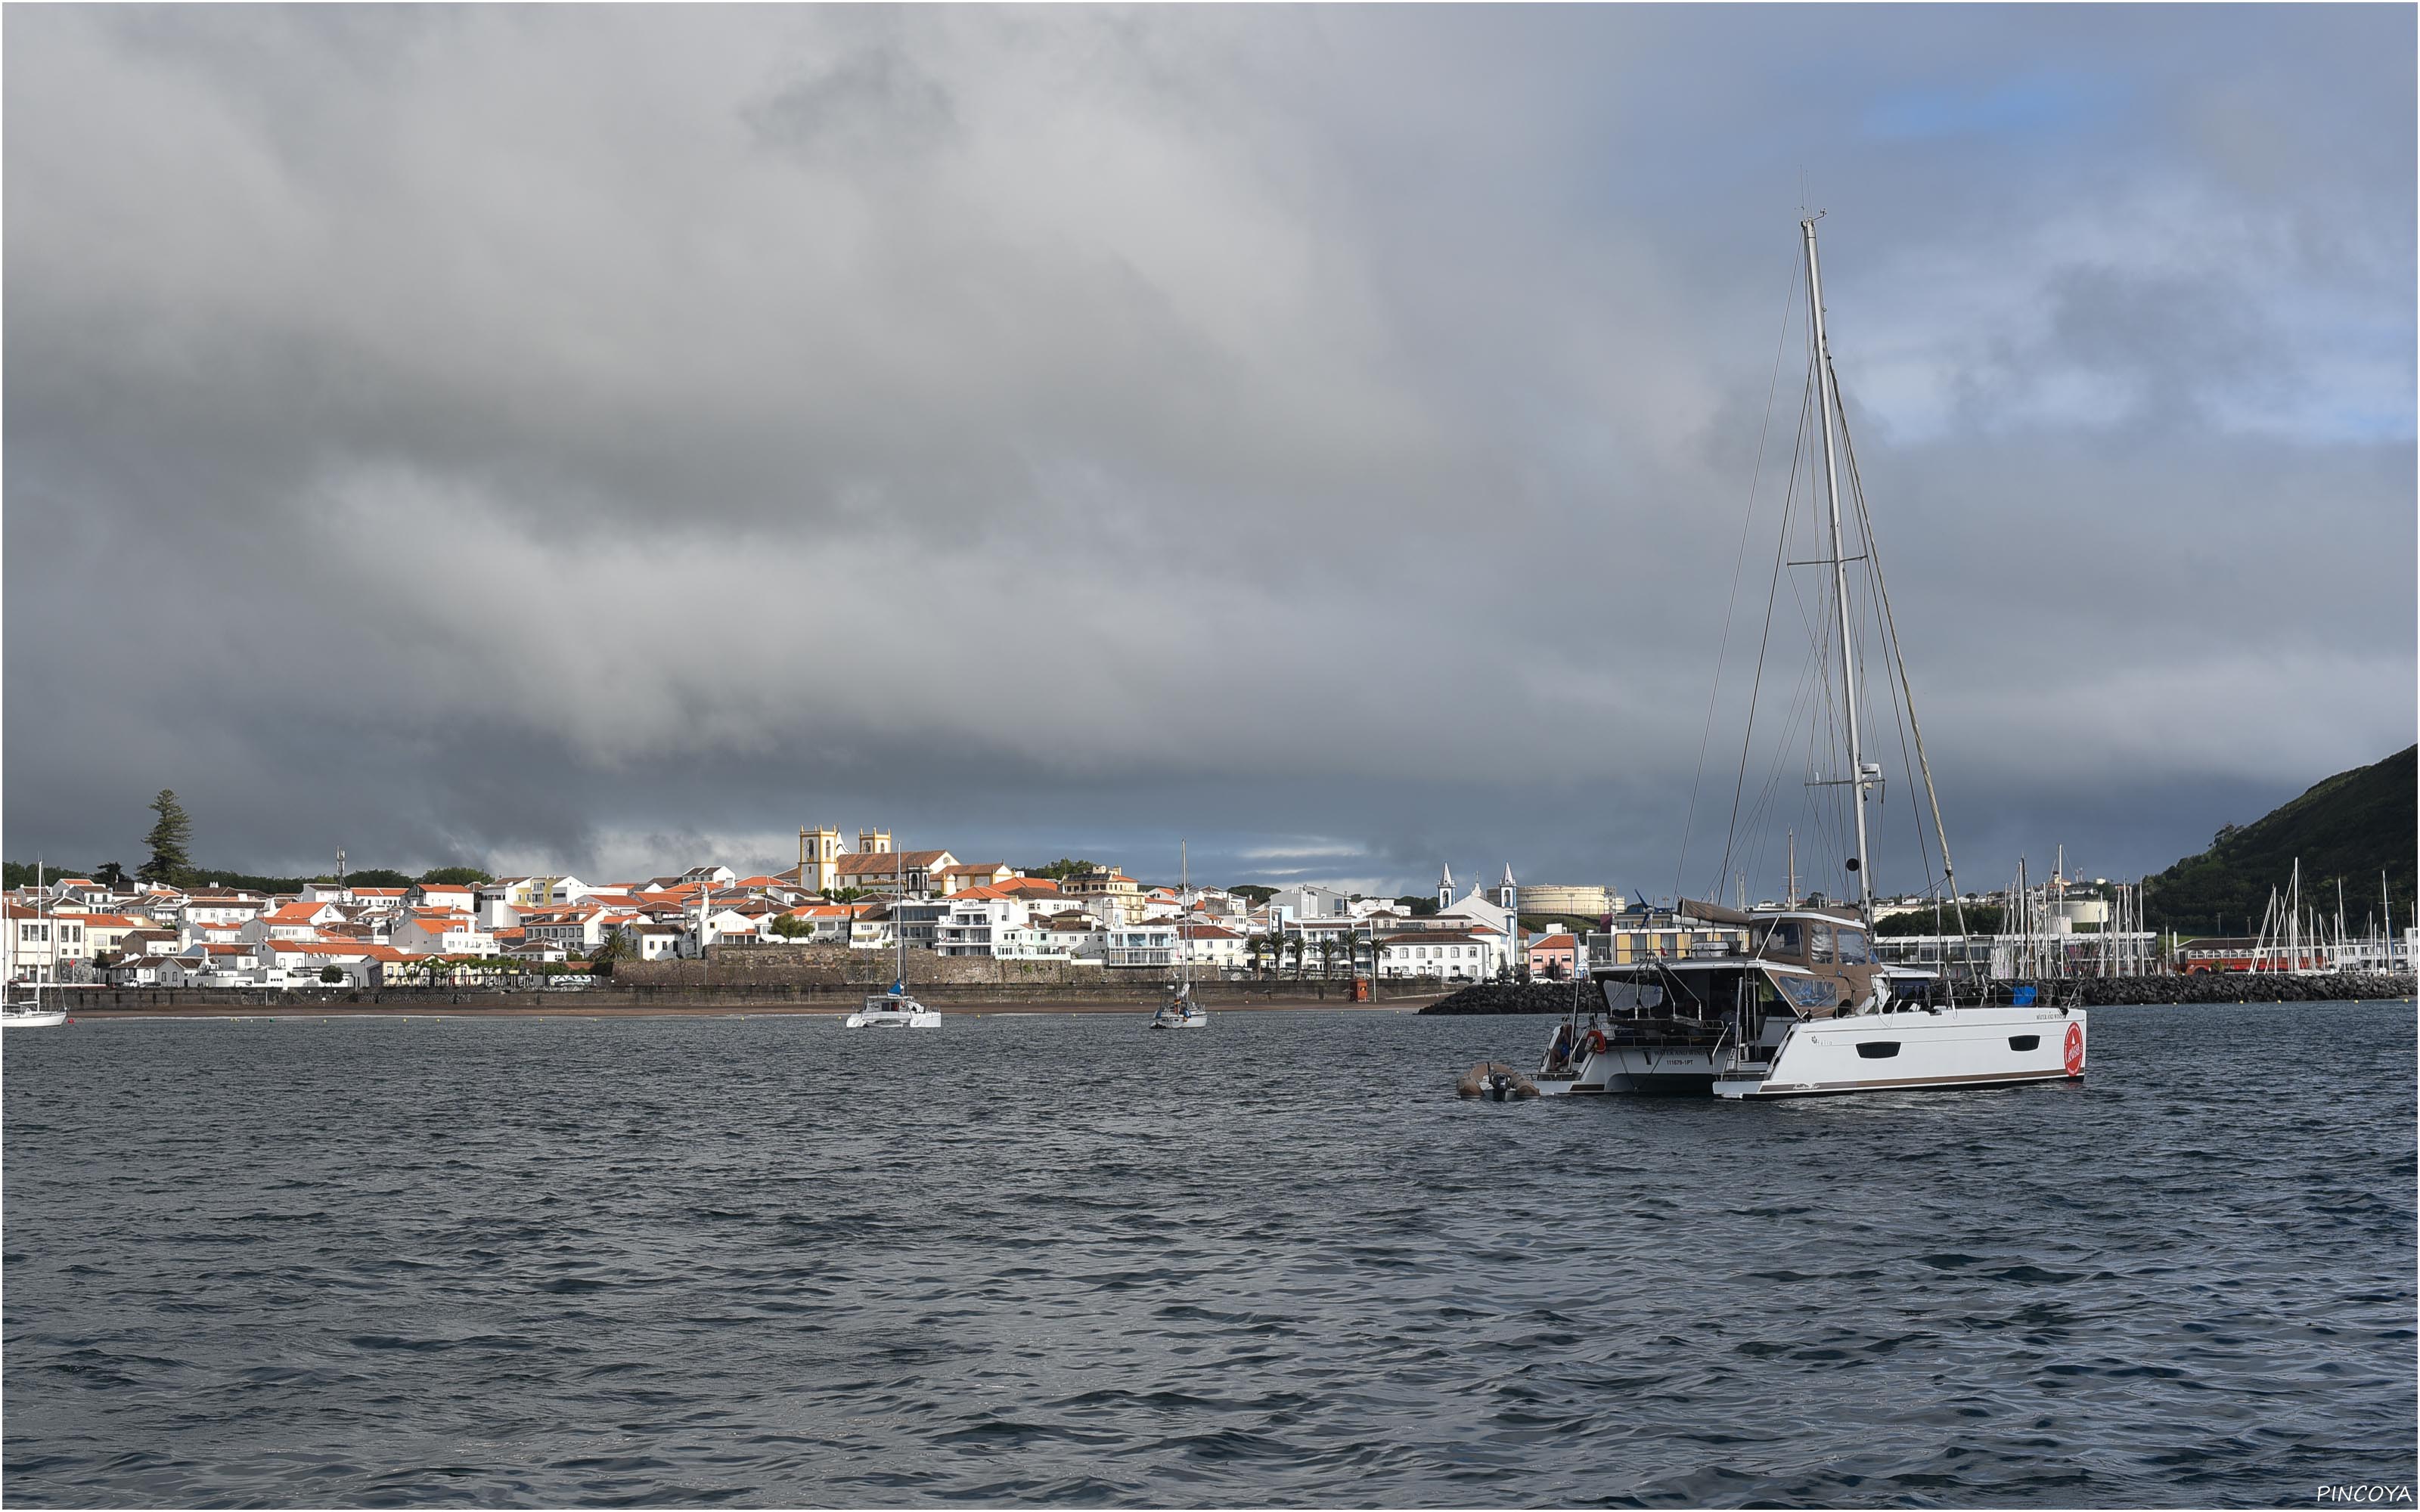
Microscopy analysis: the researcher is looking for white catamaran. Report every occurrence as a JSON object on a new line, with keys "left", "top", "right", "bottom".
{"left": 1536, "top": 217, "right": 2086, "bottom": 1099}
{"left": 844, "top": 844, "right": 941, "bottom": 1029}
{"left": 3, "top": 861, "right": 70, "bottom": 1029}
{"left": 1150, "top": 841, "right": 1208, "bottom": 1030}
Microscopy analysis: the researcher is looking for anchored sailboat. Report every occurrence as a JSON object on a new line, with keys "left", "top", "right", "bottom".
{"left": 1150, "top": 841, "right": 1208, "bottom": 1030}
{"left": 1536, "top": 217, "right": 2086, "bottom": 1098}
{"left": 4, "top": 861, "right": 69, "bottom": 1029}
{"left": 845, "top": 841, "right": 941, "bottom": 1029}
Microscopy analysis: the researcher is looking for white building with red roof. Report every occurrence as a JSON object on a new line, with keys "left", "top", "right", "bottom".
{"left": 244, "top": 901, "right": 349, "bottom": 942}
{"left": 1374, "top": 925, "right": 1507, "bottom": 981}
{"left": 389, "top": 912, "right": 497, "bottom": 956}
{"left": 6, "top": 900, "right": 88, "bottom": 982}
{"left": 1177, "top": 922, "right": 1249, "bottom": 975}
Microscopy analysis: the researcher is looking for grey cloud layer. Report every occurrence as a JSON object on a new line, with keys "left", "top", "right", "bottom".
{"left": 6, "top": 6, "right": 2411, "bottom": 897}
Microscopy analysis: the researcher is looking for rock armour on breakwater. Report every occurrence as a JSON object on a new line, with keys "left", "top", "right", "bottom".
{"left": 1419, "top": 971, "right": 2416, "bottom": 1015}
{"left": 2042, "top": 971, "right": 2414, "bottom": 1005}
{"left": 1419, "top": 982, "right": 1593, "bottom": 1015}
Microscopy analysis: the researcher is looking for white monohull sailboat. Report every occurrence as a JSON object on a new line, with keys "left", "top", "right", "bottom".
{"left": 4, "top": 861, "right": 69, "bottom": 1029}
{"left": 1150, "top": 841, "right": 1208, "bottom": 1030}
{"left": 1537, "top": 217, "right": 2086, "bottom": 1099}
{"left": 844, "top": 844, "right": 941, "bottom": 1029}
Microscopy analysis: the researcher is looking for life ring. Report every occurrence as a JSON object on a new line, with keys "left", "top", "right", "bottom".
{"left": 1581, "top": 1028, "right": 1609, "bottom": 1056}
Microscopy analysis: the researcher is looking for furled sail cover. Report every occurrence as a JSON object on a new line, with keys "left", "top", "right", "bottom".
{"left": 1677, "top": 897, "right": 1755, "bottom": 926}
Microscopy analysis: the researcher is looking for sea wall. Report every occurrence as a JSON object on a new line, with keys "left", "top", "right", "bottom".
{"left": 616, "top": 944, "right": 1112, "bottom": 990}
{"left": 62, "top": 976, "right": 1425, "bottom": 1013}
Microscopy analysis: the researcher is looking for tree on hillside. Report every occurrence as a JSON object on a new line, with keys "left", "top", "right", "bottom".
{"left": 2142, "top": 745, "right": 2417, "bottom": 937}
{"left": 4, "top": 861, "right": 85, "bottom": 889}
{"left": 319, "top": 868, "right": 413, "bottom": 889}
{"left": 770, "top": 914, "right": 814, "bottom": 940}
{"left": 420, "top": 866, "right": 495, "bottom": 886}
{"left": 1393, "top": 895, "right": 1440, "bottom": 918}
{"left": 1229, "top": 885, "right": 1277, "bottom": 905}
{"left": 139, "top": 790, "right": 192, "bottom": 884}
{"left": 95, "top": 862, "right": 126, "bottom": 888}
{"left": 1875, "top": 905, "right": 2005, "bottom": 938}
{"left": 1027, "top": 858, "right": 1097, "bottom": 881}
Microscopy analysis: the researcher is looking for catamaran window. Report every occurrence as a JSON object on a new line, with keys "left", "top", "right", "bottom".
{"left": 1836, "top": 930, "right": 1872, "bottom": 964}
{"left": 1601, "top": 980, "right": 1666, "bottom": 1012}
{"left": 1809, "top": 924, "right": 1836, "bottom": 963}
{"left": 1761, "top": 921, "right": 1804, "bottom": 956}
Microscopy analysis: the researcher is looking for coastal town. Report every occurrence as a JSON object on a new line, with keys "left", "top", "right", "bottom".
{"left": 11, "top": 819, "right": 2410, "bottom": 996}
{"left": 5, "top": 827, "right": 1554, "bottom": 993}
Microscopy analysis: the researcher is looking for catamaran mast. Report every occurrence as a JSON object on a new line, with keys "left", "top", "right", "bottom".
{"left": 1802, "top": 215, "right": 1875, "bottom": 922}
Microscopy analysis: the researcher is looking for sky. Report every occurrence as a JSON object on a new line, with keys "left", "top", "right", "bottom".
{"left": 5, "top": 5, "right": 2413, "bottom": 903}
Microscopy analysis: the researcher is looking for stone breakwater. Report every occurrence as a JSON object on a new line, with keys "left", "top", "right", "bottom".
{"left": 1419, "top": 973, "right": 2417, "bottom": 1015}
{"left": 2046, "top": 971, "right": 2414, "bottom": 1005}
{"left": 1419, "top": 982, "right": 1595, "bottom": 1015}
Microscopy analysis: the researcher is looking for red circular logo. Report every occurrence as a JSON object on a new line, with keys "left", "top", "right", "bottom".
{"left": 2063, "top": 1021, "right": 2085, "bottom": 1077}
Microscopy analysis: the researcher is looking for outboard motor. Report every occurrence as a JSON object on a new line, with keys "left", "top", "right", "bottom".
{"left": 1457, "top": 1061, "right": 1540, "bottom": 1100}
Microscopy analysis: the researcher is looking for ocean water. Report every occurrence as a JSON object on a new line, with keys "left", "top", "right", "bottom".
{"left": 5, "top": 1002, "right": 2413, "bottom": 1507}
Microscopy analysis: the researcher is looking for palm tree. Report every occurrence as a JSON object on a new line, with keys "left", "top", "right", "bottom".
{"left": 1315, "top": 933, "right": 1341, "bottom": 983}
{"left": 594, "top": 925, "right": 636, "bottom": 971}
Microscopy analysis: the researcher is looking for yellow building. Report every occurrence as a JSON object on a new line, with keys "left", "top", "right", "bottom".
{"left": 1062, "top": 867, "right": 1146, "bottom": 924}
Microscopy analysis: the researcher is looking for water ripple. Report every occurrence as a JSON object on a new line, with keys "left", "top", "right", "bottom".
{"left": 5, "top": 1002, "right": 2413, "bottom": 1505}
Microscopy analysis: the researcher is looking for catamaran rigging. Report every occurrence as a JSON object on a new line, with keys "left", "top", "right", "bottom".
{"left": 1534, "top": 215, "right": 2087, "bottom": 1098}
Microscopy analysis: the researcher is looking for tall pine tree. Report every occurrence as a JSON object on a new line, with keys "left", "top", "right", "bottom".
{"left": 138, "top": 789, "right": 191, "bottom": 884}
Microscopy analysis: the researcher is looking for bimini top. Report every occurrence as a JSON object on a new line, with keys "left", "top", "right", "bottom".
{"left": 1593, "top": 909, "right": 1884, "bottom": 1018}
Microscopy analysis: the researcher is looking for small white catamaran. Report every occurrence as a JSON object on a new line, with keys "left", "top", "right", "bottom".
{"left": 1150, "top": 841, "right": 1208, "bottom": 1030}
{"left": 1536, "top": 216, "right": 2086, "bottom": 1099}
{"left": 3, "top": 861, "right": 70, "bottom": 1029}
{"left": 844, "top": 844, "right": 941, "bottom": 1029}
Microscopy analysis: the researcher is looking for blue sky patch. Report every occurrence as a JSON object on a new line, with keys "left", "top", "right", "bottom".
{"left": 1861, "top": 69, "right": 2118, "bottom": 143}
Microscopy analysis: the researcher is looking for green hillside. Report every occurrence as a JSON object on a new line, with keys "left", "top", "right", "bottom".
{"left": 2143, "top": 745, "right": 2415, "bottom": 937}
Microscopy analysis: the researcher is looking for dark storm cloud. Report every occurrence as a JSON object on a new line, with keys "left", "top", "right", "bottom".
{"left": 5, "top": 5, "right": 2410, "bottom": 899}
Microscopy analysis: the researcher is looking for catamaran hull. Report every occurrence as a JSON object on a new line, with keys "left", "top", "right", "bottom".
{"left": 1147, "top": 1017, "right": 1209, "bottom": 1030}
{"left": 1538, "top": 1006, "right": 2086, "bottom": 1100}
{"left": 845, "top": 1012, "right": 942, "bottom": 1029}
